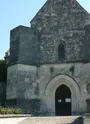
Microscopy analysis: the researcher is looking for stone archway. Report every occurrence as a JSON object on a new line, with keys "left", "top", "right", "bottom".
{"left": 44, "top": 75, "right": 81, "bottom": 116}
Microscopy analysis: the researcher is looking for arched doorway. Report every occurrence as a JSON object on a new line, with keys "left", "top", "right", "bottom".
{"left": 55, "top": 84, "right": 71, "bottom": 116}
{"left": 44, "top": 75, "right": 80, "bottom": 115}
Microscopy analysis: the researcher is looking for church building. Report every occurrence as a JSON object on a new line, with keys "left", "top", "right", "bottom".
{"left": 7, "top": 0, "right": 90, "bottom": 116}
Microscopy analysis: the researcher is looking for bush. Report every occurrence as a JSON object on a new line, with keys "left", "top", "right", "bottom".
{"left": 0, "top": 107, "right": 22, "bottom": 114}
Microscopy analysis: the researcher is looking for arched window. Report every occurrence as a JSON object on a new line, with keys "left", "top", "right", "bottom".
{"left": 58, "top": 43, "right": 65, "bottom": 60}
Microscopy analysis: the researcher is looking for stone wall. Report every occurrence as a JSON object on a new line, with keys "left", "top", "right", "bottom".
{"left": 9, "top": 27, "right": 20, "bottom": 64}
{"left": 7, "top": 63, "right": 90, "bottom": 115}
{"left": 9, "top": 26, "right": 39, "bottom": 65}
{"left": 7, "top": 64, "right": 41, "bottom": 115}
{"left": 84, "top": 25, "right": 90, "bottom": 61}
{"left": 37, "top": 63, "right": 90, "bottom": 115}
{"left": 9, "top": 0, "right": 90, "bottom": 66}
{"left": 17, "top": 64, "right": 39, "bottom": 114}
{"left": 31, "top": 0, "right": 90, "bottom": 64}
{"left": 6, "top": 64, "right": 18, "bottom": 107}
{"left": 18, "top": 26, "right": 39, "bottom": 65}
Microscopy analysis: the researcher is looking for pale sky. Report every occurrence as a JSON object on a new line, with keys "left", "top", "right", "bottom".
{"left": 0, "top": 0, "right": 90, "bottom": 59}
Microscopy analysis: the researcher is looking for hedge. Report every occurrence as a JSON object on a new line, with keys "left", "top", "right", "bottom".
{"left": 0, "top": 107, "right": 22, "bottom": 114}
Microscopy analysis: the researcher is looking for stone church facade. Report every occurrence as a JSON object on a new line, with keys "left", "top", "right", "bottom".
{"left": 7, "top": 0, "right": 90, "bottom": 116}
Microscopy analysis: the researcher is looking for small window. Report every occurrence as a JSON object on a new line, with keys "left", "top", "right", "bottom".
{"left": 58, "top": 43, "right": 65, "bottom": 60}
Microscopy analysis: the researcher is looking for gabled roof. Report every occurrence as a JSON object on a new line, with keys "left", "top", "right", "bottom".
{"left": 30, "top": 0, "right": 90, "bottom": 24}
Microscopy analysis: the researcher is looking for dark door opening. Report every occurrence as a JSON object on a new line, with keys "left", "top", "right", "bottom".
{"left": 55, "top": 84, "right": 71, "bottom": 116}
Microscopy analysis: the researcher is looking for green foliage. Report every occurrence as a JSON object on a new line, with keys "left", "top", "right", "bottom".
{"left": 0, "top": 60, "right": 7, "bottom": 82}
{"left": 0, "top": 107, "right": 22, "bottom": 114}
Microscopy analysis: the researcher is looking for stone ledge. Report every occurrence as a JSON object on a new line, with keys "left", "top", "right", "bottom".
{"left": 0, "top": 114, "right": 31, "bottom": 118}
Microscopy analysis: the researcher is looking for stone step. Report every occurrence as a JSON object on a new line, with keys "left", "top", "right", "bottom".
{"left": 0, "top": 116, "right": 83, "bottom": 124}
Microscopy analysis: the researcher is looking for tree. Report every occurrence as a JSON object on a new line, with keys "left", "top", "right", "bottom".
{"left": 0, "top": 60, "right": 7, "bottom": 106}
{"left": 0, "top": 60, "right": 7, "bottom": 82}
